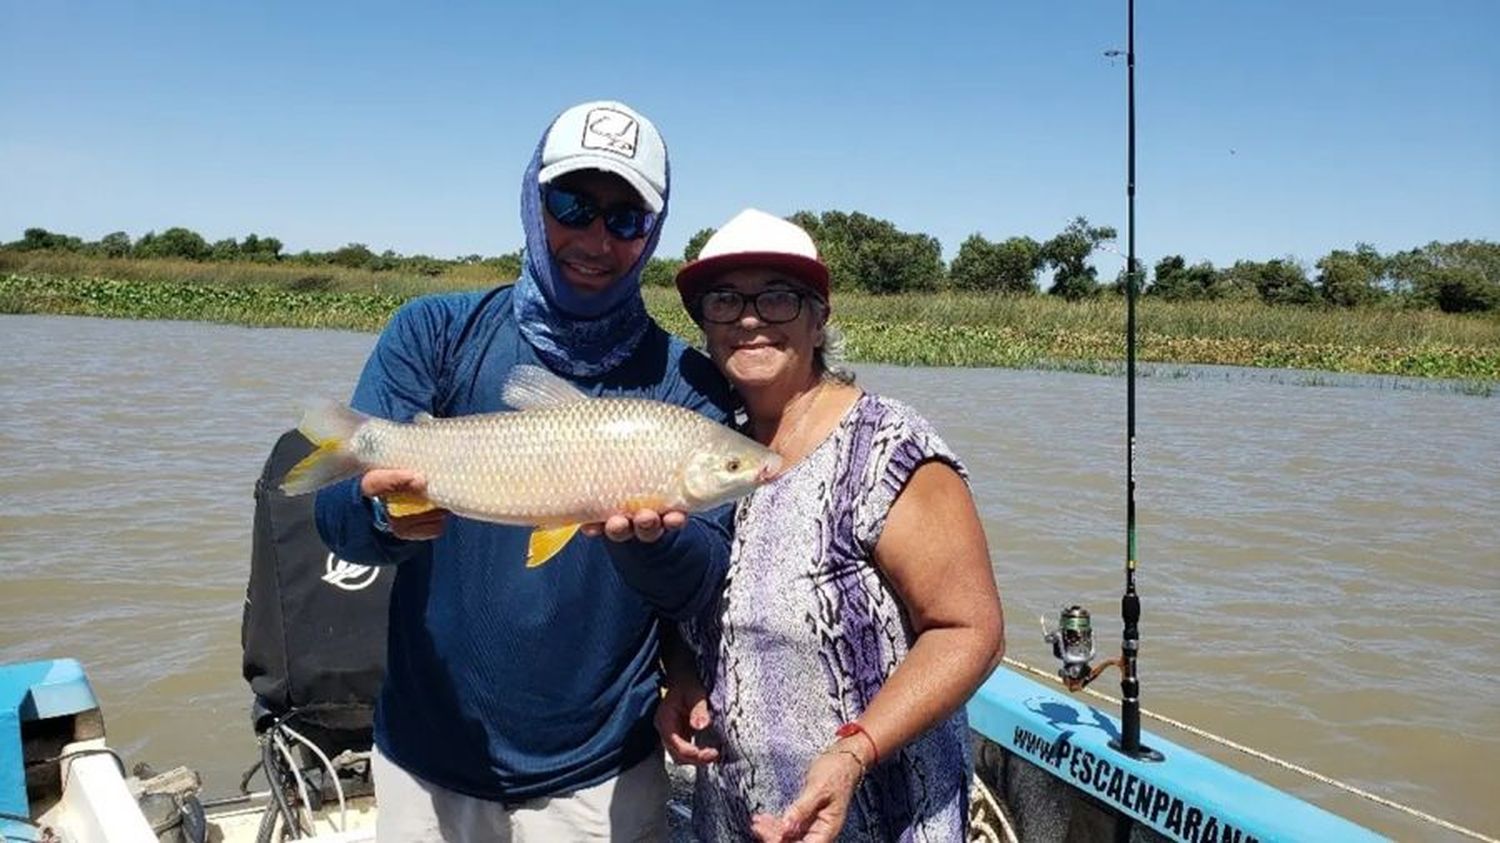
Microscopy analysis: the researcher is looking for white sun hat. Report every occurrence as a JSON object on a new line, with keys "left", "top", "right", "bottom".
{"left": 675, "top": 208, "right": 830, "bottom": 307}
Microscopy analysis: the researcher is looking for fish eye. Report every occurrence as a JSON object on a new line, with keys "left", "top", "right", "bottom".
{"left": 726, "top": 458, "right": 742, "bottom": 472}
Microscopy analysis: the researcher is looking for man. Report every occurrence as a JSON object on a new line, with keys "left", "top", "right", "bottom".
{"left": 315, "top": 100, "right": 733, "bottom": 840}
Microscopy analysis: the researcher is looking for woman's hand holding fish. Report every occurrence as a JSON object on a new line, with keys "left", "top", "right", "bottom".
{"left": 581, "top": 509, "right": 687, "bottom": 544}
{"left": 360, "top": 468, "right": 448, "bottom": 541}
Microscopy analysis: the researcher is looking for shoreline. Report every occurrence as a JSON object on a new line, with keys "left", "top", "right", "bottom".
{"left": 4, "top": 272, "right": 1496, "bottom": 392}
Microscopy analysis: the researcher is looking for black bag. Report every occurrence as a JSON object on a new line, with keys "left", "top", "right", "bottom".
{"left": 241, "top": 430, "right": 392, "bottom": 752}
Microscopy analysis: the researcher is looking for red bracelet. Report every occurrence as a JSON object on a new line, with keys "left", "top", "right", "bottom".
{"left": 835, "top": 721, "right": 880, "bottom": 766}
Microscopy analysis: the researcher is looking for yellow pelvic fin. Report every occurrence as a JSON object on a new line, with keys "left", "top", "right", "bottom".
{"left": 526, "top": 524, "right": 581, "bottom": 568}
{"left": 384, "top": 491, "right": 437, "bottom": 518}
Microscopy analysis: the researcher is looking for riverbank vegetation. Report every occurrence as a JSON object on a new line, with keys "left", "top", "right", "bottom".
{"left": 4, "top": 266, "right": 1496, "bottom": 383}
{"left": 3, "top": 219, "right": 1497, "bottom": 383}
{"left": 10, "top": 215, "right": 1499, "bottom": 313}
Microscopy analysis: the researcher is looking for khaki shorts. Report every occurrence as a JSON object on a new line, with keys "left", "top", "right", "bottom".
{"left": 372, "top": 745, "right": 668, "bottom": 842}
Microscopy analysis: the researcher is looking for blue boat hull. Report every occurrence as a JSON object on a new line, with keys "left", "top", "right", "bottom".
{"left": 967, "top": 668, "right": 1385, "bottom": 841}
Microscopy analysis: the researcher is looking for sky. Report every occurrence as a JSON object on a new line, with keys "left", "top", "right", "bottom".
{"left": 2, "top": 1, "right": 1496, "bottom": 272}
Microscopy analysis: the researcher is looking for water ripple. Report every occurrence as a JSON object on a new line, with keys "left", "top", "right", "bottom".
{"left": 2, "top": 316, "right": 1496, "bottom": 839}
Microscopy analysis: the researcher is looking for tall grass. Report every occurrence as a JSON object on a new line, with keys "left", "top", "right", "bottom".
{"left": 3, "top": 256, "right": 1497, "bottom": 382}
{"left": 645, "top": 288, "right": 1500, "bottom": 379}
{"left": 645, "top": 286, "right": 1500, "bottom": 375}
{"left": 0, "top": 273, "right": 405, "bottom": 331}
{"left": 0, "top": 252, "right": 502, "bottom": 298}
{"left": 799, "top": 289, "right": 1500, "bottom": 347}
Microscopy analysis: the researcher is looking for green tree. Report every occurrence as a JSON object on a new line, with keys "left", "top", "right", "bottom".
{"left": 1386, "top": 247, "right": 1428, "bottom": 302}
{"left": 683, "top": 228, "right": 714, "bottom": 262}
{"left": 861, "top": 235, "right": 943, "bottom": 293}
{"left": 1352, "top": 243, "right": 1389, "bottom": 287}
{"left": 1317, "top": 246, "right": 1386, "bottom": 307}
{"left": 1429, "top": 266, "right": 1500, "bottom": 313}
{"left": 1208, "top": 262, "right": 1260, "bottom": 301}
{"left": 371, "top": 249, "right": 399, "bottom": 272}
{"left": 1041, "top": 217, "right": 1116, "bottom": 300}
{"left": 403, "top": 255, "right": 447, "bottom": 276}
{"left": 481, "top": 252, "right": 523, "bottom": 281}
{"left": 1387, "top": 240, "right": 1499, "bottom": 312}
{"left": 1148, "top": 255, "right": 1219, "bottom": 301}
{"left": 98, "top": 231, "right": 132, "bottom": 258}
{"left": 210, "top": 238, "right": 240, "bottom": 261}
{"left": 1216, "top": 258, "right": 1315, "bottom": 305}
{"left": 11, "top": 227, "right": 83, "bottom": 251}
{"left": 949, "top": 234, "right": 1041, "bottom": 294}
{"left": 134, "top": 227, "right": 209, "bottom": 260}
{"left": 329, "top": 243, "right": 376, "bottom": 269}
{"left": 641, "top": 257, "right": 683, "bottom": 288}
{"left": 790, "top": 210, "right": 943, "bottom": 293}
{"left": 240, "top": 234, "right": 283, "bottom": 262}
{"left": 1148, "top": 255, "right": 1189, "bottom": 298}
{"left": 19, "top": 227, "right": 54, "bottom": 250}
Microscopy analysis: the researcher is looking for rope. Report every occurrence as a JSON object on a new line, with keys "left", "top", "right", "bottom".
{"left": 968, "top": 772, "right": 1020, "bottom": 843}
{"left": 1000, "top": 657, "right": 1499, "bottom": 843}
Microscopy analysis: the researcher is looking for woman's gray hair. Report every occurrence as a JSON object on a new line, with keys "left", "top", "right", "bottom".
{"left": 809, "top": 299, "right": 856, "bottom": 385}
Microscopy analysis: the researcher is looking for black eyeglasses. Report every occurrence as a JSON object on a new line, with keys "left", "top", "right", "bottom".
{"left": 698, "top": 288, "right": 807, "bottom": 324}
{"left": 543, "top": 185, "right": 657, "bottom": 241}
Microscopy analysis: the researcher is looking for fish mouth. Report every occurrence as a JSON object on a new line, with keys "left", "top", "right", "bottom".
{"left": 756, "top": 456, "right": 784, "bottom": 483}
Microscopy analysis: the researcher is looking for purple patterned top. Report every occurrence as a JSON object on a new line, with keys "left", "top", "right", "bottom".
{"left": 685, "top": 393, "right": 971, "bottom": 841}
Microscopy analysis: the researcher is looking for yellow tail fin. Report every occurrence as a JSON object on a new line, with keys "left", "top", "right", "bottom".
{"left": 280, "top": 402, "right": 368, "bottom": 495}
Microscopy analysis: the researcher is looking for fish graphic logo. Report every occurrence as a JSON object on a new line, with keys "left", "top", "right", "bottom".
{"left": 581, "top": 107, "right": 639, "bottom": 157}
{"left": 321, "top": 552, "right": 380, "bottom": 591}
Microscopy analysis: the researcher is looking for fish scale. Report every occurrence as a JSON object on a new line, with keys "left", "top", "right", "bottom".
{"left": 357, "top": 402, "right": 672, "bottom": 523}
{"left": 283, "top": 365, "right": 779, "bottom": 545}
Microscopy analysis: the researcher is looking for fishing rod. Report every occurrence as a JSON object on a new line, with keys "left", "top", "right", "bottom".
{"left": 1118, "top": 0, "right": 1151, "bottom": 762}
{"left": 1041, "top": 0, "right": 1161, "bottom": 763}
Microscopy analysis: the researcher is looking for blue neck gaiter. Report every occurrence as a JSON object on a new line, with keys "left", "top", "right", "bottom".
{"left": 512, "top": 135, "right": 668, "bottom": 378}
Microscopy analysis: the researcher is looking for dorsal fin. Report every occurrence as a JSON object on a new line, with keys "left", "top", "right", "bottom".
{"left": 503, "top": 364, "right": 590, "bottom": 411}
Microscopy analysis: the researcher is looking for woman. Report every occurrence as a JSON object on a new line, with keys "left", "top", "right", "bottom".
{"left": 658, "top": 209, "right": 1005, "bottom": 841}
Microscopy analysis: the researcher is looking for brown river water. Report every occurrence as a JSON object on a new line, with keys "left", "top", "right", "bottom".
{"left": 0, "top": 314, "right": 1496, "bottom": 840}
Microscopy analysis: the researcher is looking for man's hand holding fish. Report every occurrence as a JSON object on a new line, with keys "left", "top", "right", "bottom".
{"left": 581, "top": 508, "right": 686, "bottom": 543}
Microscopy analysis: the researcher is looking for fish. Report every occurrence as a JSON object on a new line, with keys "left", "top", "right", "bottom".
{"left": 280, "top": 364, "right": 779, "bottom": 567}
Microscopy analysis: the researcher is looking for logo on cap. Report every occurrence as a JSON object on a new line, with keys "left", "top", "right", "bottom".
{"left": 581, "top": 108, "right": 639, "bottom": 158}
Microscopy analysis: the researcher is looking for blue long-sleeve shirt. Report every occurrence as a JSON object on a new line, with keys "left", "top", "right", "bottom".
{"left": 314, "top": 285, "right": 734, "bottom": 802}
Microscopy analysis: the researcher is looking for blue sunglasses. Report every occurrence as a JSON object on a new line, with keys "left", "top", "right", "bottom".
{"left": 543, "top": 185, "right": 657, "bottom": 241}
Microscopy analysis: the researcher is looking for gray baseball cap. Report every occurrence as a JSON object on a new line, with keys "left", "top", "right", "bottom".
{"left": 538, "top": 101, "right": 667, "bottom": 212}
